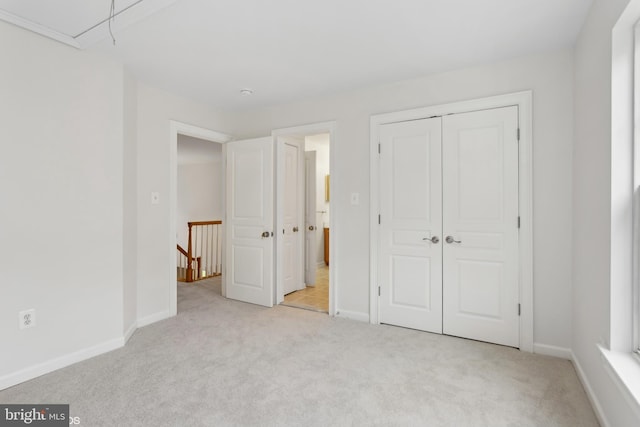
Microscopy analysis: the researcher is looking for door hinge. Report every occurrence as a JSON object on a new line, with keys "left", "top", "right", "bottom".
{"left": 378, "top": 214, "right": 381, "bottom": 225}
{"left": 517, "top": 216, "right": 521, "bottom": 228}
{"left": 517, "top": 128, "right": 520, "bottom": 141}
{"left": 378, "top": 286, "right": 381, "bottom": 296}
{"left": 378, "top": 143, "right": 381, "bottom": 154}
{"left": 518, "top": 303, "right": 521, "bottom": 316}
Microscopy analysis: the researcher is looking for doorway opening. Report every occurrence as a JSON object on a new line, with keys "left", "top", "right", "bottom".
{"left": 281, "top": 133, "right": 331, "bottom": 313}
{"left": 169, "top": 120, "right": 232, "bottom": 317}
{"left": 175, "top": 135, "right": 225, "bottom": 304}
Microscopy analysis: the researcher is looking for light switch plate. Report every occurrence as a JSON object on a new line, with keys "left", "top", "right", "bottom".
{"left": 151, "top": 192, "right": 160, "bottom": 205}
{"left": 350, "top": 192, "right": 360, "bottom": 206}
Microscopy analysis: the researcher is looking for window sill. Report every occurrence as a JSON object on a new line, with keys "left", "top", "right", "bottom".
{"left": 599, "top": 345, "right": 640, "bottom": 417}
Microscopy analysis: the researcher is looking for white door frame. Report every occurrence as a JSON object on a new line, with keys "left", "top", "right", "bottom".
{"left": 369, "top": 91, "right": 534, "bottom": 352}
{"left": 169, "top": 120, "right": 233, "bottom": 316}
{"left": 272, "top": 121, "right": 338, "bottom": 316}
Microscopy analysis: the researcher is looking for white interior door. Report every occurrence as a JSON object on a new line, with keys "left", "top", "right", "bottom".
{"left": 378, "top": 118, "right": 443, "bottom": 333}
{"left": 278, "top": 136, "right": 305, "bottom": 298}
{"left": 225, "top": 137, "right": 274, "bottom": 307}
{"left": 304, "top": 151, "right": 318, "bottom": 286}
{"left": 442, "top": 106, "right": 519, "bottom": 347}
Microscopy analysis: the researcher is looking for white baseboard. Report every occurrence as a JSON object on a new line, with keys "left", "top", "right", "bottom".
{"left": 533, "top": 343, "right": 572, "bottom": 359}
{"left": 0, "top": 337, "right": 124, "bottom": 391}
{"left": 572, "top": 351, "right": 611, "bottom": 427}
{"left": 136, "top": 310, "right": 172, "bottom": 328}
{"left": 335, "top": 309, "right": 369, "bottom": 323}
{"left": 123, "top": 321, "right": 137, "bottom": 343}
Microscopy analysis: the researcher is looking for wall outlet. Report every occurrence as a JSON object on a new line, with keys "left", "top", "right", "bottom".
{"left": 19, "top": 309, "right": 36, "bottom": 329}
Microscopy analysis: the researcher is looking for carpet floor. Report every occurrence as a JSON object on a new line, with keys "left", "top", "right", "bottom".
{"left": 0, "top": 278, "right": 599, "bottom": 426}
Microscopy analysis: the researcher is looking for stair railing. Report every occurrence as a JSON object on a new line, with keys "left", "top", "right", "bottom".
{"left": 177, "top": 220, "right": 222, "bottom": 282}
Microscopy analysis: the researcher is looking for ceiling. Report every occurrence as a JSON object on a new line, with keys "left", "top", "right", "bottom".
{"left": 1, "top": 0, "right": 594, "bottom": 111}
{"left": 177, "top": 135, "right": 222, "bottom": 165}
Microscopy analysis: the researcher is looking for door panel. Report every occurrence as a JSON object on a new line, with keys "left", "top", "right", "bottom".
{"left": 378, "top": 118, "right": 443, "bottom": 333}
{"left": 277, "top": 136, "right": 305, "bottom": 302}
{"left": 304, "top": 151, "right": 317, "bottom": 285}
{"left": 225, "top": 137, "right": 274, "bottom": 307}
{"left": 283, "top": 142, "right": 298, "bottom": 294}
{"left": 442, "top": 106, "right": 519, "bottom": 347}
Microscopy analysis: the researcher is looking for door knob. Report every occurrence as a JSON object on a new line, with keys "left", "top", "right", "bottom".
{"left": 261, "top": 231, "right": 270, "bottom": 238}
{"left": 445, "top": 236, "right": 462, "bottom": 244}
{"left": 423, "top": 236, "right": 439, "bottom": 244}
{"left": 293, "top": 226, "right": 299, "bottom": 232}
{"left": 308, "top": 225, "right": 316, "bottom": 231}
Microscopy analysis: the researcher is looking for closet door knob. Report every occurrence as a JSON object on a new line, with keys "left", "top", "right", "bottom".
{"left": 445, "top": 236, "right": 462, "bottom": 244}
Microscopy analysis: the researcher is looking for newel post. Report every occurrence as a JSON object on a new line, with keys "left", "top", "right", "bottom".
{"left": 186, "top": 223, "right": 193, "bottom": 282}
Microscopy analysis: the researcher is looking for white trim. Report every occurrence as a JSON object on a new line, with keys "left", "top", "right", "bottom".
{"left": 634, "top": 15, "right": 640, "bottom": 358}
{"left": 272, "top": 122, "right": 338, "bottom": 316}
{"left": 533, "top": 343, "right": 572, "bottom": 360}
{"left": 599, "top": 345, "right": 640, "bottom": 419}
{"left": 0, "top": 337, "right": 123, "bottom": 391}
{"left": 369, "top": 91, "right": 534, "bottom": 352}
{"left": 0, "top": 9, "right": 80, "bottom": 48}
{"left": 136, "top": 310, "right": 172, "bottom": 328}
{"left": 335, "top": 309, "right": 369, "bottom": 323}
{"left": 572, "top": 351, "right": 612, "bottom": 427}
{"left": 75, "top": 0, "right": 182, "bottom": 48}
{"left": 0, "top": 0, "right": 182, "bottom": 49}
{"left": 169, "top": 121, "right": 232, "bottom": 319}
{"left": 123, "top": 321, "right": 137, "bottom": 343}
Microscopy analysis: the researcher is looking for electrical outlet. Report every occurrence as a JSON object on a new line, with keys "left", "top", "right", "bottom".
{"left": 19, "top": 309, "right": 36, "bottom": 329}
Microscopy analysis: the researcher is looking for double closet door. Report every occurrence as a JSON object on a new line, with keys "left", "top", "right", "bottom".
{"left": 378, "top": 106, "right": 520, "bottom": 347}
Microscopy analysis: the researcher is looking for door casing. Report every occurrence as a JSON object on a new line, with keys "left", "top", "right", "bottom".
{"left": 169, "top": 121, "right": 233, "bottom": 317}
{"left": 369, "top": 92, "right": 533, "bottom": 352}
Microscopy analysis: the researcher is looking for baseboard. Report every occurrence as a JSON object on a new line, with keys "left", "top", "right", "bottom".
{"left": 0, "top": 337, "right": 124, "bottom": 391}
{"left": 571, "top": 351, "right": 611, "bottom": 427}
{"left": 533, "top": 343, "right": 572, "bottom": 359}
{"left": 123, "top": 321, "right": 137, "bottom": 343}
{"left": 136, "top": 310, "right": 172, "bottom": 328}
{"left": 335, "top": 309, "right": 369, "bottom": 323}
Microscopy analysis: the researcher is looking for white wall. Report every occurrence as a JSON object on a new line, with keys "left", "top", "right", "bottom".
{"left": 136, "top": 84, "right": 234, "bottom": 323}
{"left": 573, "top": 0, "right": 640, "bottom": 425}
{"left": 176, "top": 161, "right": 224, "bottom": 248}
{"left": 229, "top": 50, "right": 575, "bottom": 350}
{"left": 305, "top": 134, "right": 330, "bottom": 265}
{"left": 0, "top": 22, "right": 125, "bottom": 386}
{"left": 123, "top": 70, "right": 138, "bottom": 339}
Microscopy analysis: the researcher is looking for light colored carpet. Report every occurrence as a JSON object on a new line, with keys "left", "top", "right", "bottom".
{"left": 0, "top": 278, "right": 599, "bottom": 427}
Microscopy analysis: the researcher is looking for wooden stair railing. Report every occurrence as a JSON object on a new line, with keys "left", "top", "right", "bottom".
{"left": 176, "top": 244, "right": 201, "bottom": 282}
{"left": 177, "top": 220, "right": 222, "bottom": 283}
